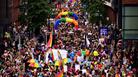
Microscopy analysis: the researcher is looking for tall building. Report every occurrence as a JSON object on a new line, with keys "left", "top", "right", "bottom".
{"left": 110, "top": 0, "right": 138, "bottom": 39}
{"left": 104, "top": 0, "right": 122, "bottom": 26}
{"left": 9, "top": 0, "right": 20, "bottom": 26}
{"left": 104, "top": 0, "right": 117, "bottom": 25}
{"left": 0, "top": 0, "right": 9, "bottom": 38}
{"left": 122, "top": 0, "right": 138, "bottom": 39}
{"left": 0, "top": 0, "right": 20, "bottom": 39}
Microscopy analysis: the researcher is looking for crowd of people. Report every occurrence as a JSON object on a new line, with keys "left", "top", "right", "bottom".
{"left": 0, "top": 1, "right": 138, "bottom": 77}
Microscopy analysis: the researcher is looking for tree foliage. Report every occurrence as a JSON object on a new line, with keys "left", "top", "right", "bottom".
{"left": 81, "top": 0, "right": 107, "bottom": 25}
{"left": 19, "top": 0, "right": 54, "bottom": 33}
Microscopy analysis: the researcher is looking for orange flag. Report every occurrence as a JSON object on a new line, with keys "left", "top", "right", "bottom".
{"left": 47, "top": 32, "right": 53, "bottom": 48}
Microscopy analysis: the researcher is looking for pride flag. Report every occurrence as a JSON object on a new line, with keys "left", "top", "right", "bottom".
{"left": 57, "top": 50, "right": 62, "bottom": 60}
{"left": 56, "top": 71, "right": 63, "bottom": 77}
{"left": 48, "top": 49, "right": 54, "bottom": 61}
{"left": 47, "top": 32, "right": 53, "bottom": 48}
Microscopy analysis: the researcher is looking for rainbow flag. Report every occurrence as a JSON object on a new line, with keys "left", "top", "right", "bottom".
{"left": 57, "top": 50, "right": 62, "bottom": 60}
{"left": 69, "top": 0, "right": 76, "bottom": 3}
{"left": 48, "top": 50, "right": 54, "bottom": 61}
{"left": 47, "top": 32, "right": 53, "bottom": 48}
{"left": 56, "top": 71, "right": 63, "bottom": 77}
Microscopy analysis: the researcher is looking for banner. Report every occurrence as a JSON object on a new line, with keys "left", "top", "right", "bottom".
{"left": 47, "top": 49, "right": 68, "bottom": 61}
{"left": 100, "top": 27, "right": 108, "bottom": 36}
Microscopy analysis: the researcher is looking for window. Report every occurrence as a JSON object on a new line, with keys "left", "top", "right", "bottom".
{"left": 122, "top": 6, "right": 138, "bottom": 39}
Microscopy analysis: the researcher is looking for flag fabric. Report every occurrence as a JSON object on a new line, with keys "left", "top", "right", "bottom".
{"left": 115, "top": 73, "right": 120, "bottom": 77}
{"left": 46, "top": 48, "right": 53, "bottom": 63}
{"left": 83, "top": 34, "right": 90, "bottom": 47}
{"left": 86, "top": 35, "right": 90, "bottom": 47}
{"left": 56, "top": 71, "right": 63, "bottom": 77}
{"left": 28, "top": 59, "right": 41, "bottom": 68}
{"left": 48, "top": 51, "right": 54, "bottom": 61}
{"left": 74, "top": 55, "right": 77, "bottom": 62}
{"left": 51, "top": 49, "right": 54, "bottom": 61}
{"left": 56, "top": 69, "right": 64, "bottom": 77}
{"left": 52, "top": 52, "right": 54, "bottom": 61}
{"left": 19, "top": 74, "right": 23, "bottom": 77}
{"left": 57, "top": 50, "right": 62, "bottom": 60}
{"left": 46, "top": 32, "right": 53, "bottom": 48}
{"left": 55, "top": 60, "right": 61, "bottom": 66}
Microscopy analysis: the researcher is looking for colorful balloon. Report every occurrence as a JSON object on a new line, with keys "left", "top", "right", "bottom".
{"left": 56, "top": 12, "right": 78, "bottom": 20}
{"left": 54, "top": 18, "right": 78, "bottom": 30}
{"left": 93, "top": 51, "right": 99, "bottom": 56}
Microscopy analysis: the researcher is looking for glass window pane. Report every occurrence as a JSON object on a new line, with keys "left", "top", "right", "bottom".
{"left": 124, "top": 30, "right": 138, "bottom": 39}
{"left": 125, "top": 7, "right": 138, "bottom": 16}
{"left": 124, "top": 17, "right": 138, "bottom": 29}
{"left": 124, "top": 30, "right": 138, "bottom": 34}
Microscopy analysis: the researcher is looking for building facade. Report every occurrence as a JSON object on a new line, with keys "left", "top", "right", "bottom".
{"left": 9, "top": 0, "right": 20, "bottom": 26}
{"left": 122, "top": 0, "right": 138, "bottom": 39}
{"left": 0, "top": 0, "right": 9, "bottom": 38}
{"left": 108, "top": 0, "right": 138, "bottom": 39}
{"left": 104, "top": 0, "right": 121, "bottom": 26}
{"left": 0, "top": 0, "right": 20, "bottom": 39}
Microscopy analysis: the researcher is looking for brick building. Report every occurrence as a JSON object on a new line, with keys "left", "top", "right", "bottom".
{"left": 9, "top": 0, "right": 20, "bottom": 26}
{"left": 122, "top": 0, "right": 138, "bottom": 4}
{"left": 0, "top": 0, "right": 9, "bottom": 38}
{"left": 106, "top": 0, "right": 138, "bottom": 39}
{"left": 0, "top": 0, "right": 20, "bottom": 38}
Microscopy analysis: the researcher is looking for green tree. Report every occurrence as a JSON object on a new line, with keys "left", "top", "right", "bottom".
{"left": 81, "top": 0, "right": 107, "bottom": 25}
{"left": 19, "top": 0, "right": 54, "bottom": 35}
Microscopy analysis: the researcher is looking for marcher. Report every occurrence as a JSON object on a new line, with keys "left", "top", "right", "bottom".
{"left": 0, "top": 0, "right": 138, "bottom": 77}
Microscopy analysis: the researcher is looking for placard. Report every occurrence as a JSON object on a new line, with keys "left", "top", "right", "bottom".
{"left": 100, "top": 27, "right": 108, "bottom": 36}
{"left": 75, "top": 64, "right": 80, "bottom": 71}
{"left": 63, "top": 65, "right": 67, "bottom": 72}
